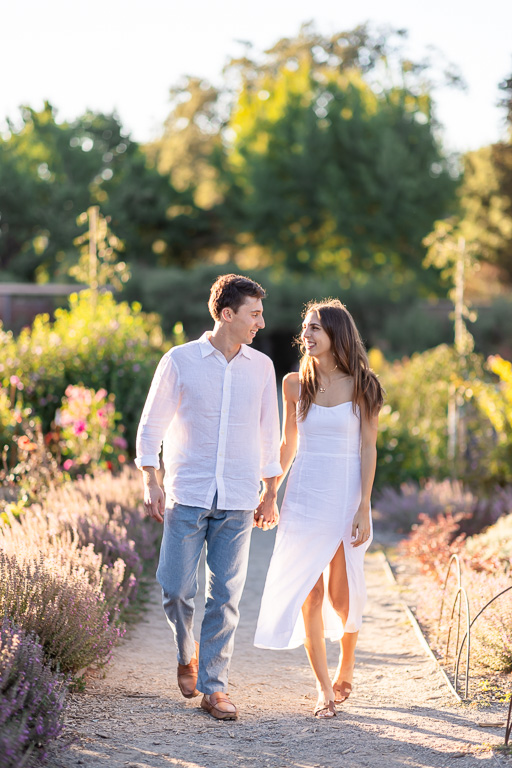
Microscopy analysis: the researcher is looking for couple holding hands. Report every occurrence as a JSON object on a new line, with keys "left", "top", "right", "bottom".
{"left": 136, "top": 273, "right": 382, "bottom": 721}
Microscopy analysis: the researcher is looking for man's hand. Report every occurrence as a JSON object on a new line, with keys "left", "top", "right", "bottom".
{"left": 142, "top": 467, "right": 165, "bottom": 523}
{"left": 254, "top": 498, "right": 279, "bottom": 531}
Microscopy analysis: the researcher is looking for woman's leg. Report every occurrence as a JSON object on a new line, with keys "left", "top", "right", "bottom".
{"left": 302, "top": 575, "right": 335, "bottom": 714}
{"left": 328, "top": 542, "right": 358, "bottom": 697}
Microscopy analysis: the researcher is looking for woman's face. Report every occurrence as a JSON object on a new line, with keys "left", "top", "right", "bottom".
{"left": 301, "top": 311, "right": 332, "bottom": 357}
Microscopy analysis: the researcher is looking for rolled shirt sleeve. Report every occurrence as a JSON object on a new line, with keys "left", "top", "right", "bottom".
{"left": 260, "top": 361, "right": 282, "bottom": 479}
{"left": 135, "top": 352, "right": 180, "bottom": 470}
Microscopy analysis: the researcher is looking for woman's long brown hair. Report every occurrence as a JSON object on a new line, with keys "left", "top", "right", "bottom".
{"left": 297, "top": 298, "right": 384, "bottom": 422}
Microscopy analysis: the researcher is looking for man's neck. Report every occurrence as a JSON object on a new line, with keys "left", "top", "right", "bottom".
{"left": 208, "top": 328, "right": 242, "bottom": 363}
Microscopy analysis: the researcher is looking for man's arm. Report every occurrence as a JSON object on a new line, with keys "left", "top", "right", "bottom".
{"left": 135, "top": 353, "right": 180, "bottom": 523}
{"left": 142, "top": 466, "right": 166, "bottom": 523}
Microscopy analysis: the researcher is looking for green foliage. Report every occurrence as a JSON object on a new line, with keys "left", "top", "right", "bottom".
{"left": 124, "top": 262, "right": 455, "bottom": 373}
{"left": 457, "top": 67, "right": 512, "bottom": 285}
{"left": 71, "top": 206, "right": 130, "bottom": 291}
{"left": 400, "top": 504, "right": 512, "bottom": 674}
{"left": 220, "top": 64, "right": 456, "bottom": 283}
{"left": 57, "top": 385, "right": 127, "bottom": 474}
{"left": 376, "top": 345, "right": 488, "bottom": 486}
{"left": 0, "top": 290, "right": 169, "bottom": 449}
{"left": 0, "top": 103, "right": 215, "bottom": 282}
{"left": 465, "top": 355, "right": 512, "bottom": 484}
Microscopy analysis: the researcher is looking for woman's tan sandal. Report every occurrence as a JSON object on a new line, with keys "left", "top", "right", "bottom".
{"left": 333, "top": 681, "right": 352, "bottom": 704}
{"left": 314, "top": 700, "right": 337, "bottom": 718}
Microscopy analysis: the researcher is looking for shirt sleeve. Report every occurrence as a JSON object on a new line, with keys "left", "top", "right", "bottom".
{"left": 259, "top": 360, "right": 282, "bottom": 479}
{"left": 135, "top": 352, "right": 180, "bottom": 470}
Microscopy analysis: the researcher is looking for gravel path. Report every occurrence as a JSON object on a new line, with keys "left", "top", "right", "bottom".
{"left": 52, "top": 529, "right": 510, "bottom": 768}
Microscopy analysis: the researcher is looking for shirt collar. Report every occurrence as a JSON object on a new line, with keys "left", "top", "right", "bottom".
{"left": 198, "top": 332, "right": 253, "bottom": 360}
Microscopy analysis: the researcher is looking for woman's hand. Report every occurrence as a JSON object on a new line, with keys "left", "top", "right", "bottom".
{"left": 351, "top": 504, "right": 371, "bottom": 547}
{"left": 253, "top": 497, "right": 279, "bottom": 530}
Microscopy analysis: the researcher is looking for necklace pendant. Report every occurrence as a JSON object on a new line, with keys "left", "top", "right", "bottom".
{"left": 319, "top": 386, "right": 326, "bottom": 393}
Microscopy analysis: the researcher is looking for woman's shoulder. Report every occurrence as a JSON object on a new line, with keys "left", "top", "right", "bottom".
{"left": 282, "top": 371, "right": 300, "bottom": 400}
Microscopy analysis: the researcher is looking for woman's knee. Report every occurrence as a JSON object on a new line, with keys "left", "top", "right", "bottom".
{"left": 330, "top": 592, "right": 349, "bottom": 622}
{"left": 303, "top": 582, "right": 324, "bottom": 614}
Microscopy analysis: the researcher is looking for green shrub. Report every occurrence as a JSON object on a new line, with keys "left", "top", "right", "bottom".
{"left": 0, "top": 290, "right": 171, "bottom": 450}
{"left": 376, "top": 344, "right": 493, "bottom": 486}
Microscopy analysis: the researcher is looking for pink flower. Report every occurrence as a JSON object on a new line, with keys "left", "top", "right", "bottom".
{"left": 63, "top": 459, "right": 74, "bottom": 470}
{"left": 73, "top": 421, "right": 87, "bottom": 436}
{"left": 113, "top": 436, "right": 128, "bottom": 449}
{"left": 10, "top": 375, "right": 23, "bottom": 390}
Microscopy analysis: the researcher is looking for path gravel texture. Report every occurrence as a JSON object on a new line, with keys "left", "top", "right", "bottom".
{"left": 51, "top": 529, "right": 510, "bottom": 768}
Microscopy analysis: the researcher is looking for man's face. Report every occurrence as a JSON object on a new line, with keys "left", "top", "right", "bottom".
{"left": 227, "top": 296, "right": 265, "bottom": 344}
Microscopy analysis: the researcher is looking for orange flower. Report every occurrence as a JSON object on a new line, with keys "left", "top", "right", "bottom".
{"left": 18, "top": 435, "right": 37, "bottom": 451}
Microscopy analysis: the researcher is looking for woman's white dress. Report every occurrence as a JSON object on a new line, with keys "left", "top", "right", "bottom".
{"left": 254, "top": 400, "right": 372, "bottom": 650}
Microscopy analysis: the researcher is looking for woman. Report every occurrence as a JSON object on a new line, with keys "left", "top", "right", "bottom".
{"left": 254, "top": 299, "right": 383, "bottom": 718}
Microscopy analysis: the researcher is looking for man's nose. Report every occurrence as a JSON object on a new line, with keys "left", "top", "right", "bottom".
{"left": 258, "top": 316, "right": 265, "bottom": 329}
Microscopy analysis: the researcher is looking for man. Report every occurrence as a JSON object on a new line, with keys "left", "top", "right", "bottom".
{"left": 135, "top": 274, "right": 281, "bottom": 721}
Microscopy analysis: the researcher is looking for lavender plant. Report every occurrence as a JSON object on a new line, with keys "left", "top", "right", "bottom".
{"left": 0, "top": 618, "right": 67, "bottom": 767}
{"left": 0, "top": 550, "right": 123, "bottom": 675}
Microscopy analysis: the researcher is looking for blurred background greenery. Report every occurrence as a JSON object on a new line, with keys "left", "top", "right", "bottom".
{"left": 1, "top": 24, "right": 510, "bottom": 362}
{"left": 1, "top": 22, "right": 512, "bottom": 492}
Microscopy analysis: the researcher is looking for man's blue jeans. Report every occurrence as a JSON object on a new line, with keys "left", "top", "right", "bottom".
{"left": 156, "top": 495, "right": 254, "bottom": 694}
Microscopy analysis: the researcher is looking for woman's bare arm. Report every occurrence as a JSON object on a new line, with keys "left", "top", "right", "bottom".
{"left": 351, "top": 401, "right": 379, "bottom": 547}
{"left": 277, "top": 372, "right": 299, "bottom": 490}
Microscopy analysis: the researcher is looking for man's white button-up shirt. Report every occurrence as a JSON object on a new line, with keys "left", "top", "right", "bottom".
{"left": 135, "top": 333, "right": 282, "bottom": 510}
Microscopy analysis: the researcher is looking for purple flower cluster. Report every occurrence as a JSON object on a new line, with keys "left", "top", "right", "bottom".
{"left": 0, "top": 467, "right": 158, "bottom": 761}
{"left": 0, "top": 617, "right": 66, "bottom": 767}
{"left": 0, "top": 550, "right": 123, "bottom": 675}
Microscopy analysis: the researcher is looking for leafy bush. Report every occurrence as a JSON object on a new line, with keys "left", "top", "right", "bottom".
{"left": 0, "top": 386, "right": 62, "bottom": 516}
{"left": 465, "top": 355, "right": 512, "bottom": 486}
{"left": 0, "top": 618, "right": 66, "bottom": 768}
{"left": 375, "top": 344, "right": 502, "bottom": 487}
{"left": 56, "top": 384, "right": 128, "bottom": 473}
{"left": 402, "top": 500, "right": 512, "bottom": 673}
{"left": 401, "top": 510, "right": 468, "bottom": 579}
{"left": 0, "top": 289, "right": 170, "bottom": 450}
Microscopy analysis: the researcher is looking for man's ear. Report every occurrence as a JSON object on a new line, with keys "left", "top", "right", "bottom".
{"left": 221, "top": 306, "right": 233, "bottom": 323}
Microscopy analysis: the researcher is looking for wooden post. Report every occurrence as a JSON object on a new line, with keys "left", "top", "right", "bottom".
{"left": 88, "top": 205, "right": 99, "bottom": 293}
{"left": 448, "top": 237, "right": 467, "bottom": 473}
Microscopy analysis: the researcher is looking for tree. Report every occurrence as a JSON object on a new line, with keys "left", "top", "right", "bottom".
{"left": 0, "top": 103, "right": 219, "bottom": 281}
{"left": 215, "top": 27, "right": 457, "bottom": 284}
{"left": 145, "top": 77, "right": 224, "bottom": 209}
{"left": 457, "top": 70, "right": 512, "bottom": 283}
{"left": 0, "top": 103, "right": 137, "bottom": 281}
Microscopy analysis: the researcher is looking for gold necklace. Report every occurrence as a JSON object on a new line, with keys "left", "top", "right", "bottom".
{"left": 318, "top": 364, "right": 339, "bottom": 394}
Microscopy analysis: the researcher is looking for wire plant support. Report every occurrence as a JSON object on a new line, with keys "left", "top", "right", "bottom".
{"left": 436, "top": 554, "right": 512, "bottom": 745}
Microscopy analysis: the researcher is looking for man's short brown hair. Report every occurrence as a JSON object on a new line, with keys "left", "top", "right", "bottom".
{"left": 208, "top": 274, "right": 266, "bottom": 321}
